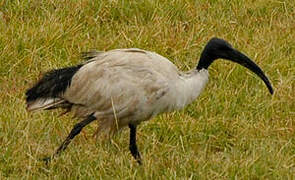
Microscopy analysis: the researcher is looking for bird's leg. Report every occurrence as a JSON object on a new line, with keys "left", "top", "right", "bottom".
{"left": 43, "top": 114, "right": 96, "bottom": 163}
{"left": 128, "top": 124, "right": 142, "bottom": 165}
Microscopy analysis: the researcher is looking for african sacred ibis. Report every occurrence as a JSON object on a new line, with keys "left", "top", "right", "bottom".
{"left": 25, "top": 38, "right": 273, "bottom": 164}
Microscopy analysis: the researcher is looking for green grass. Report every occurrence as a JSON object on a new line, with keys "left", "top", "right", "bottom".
{"left": 1, "top": 0, "right": 295, "bottom": 179}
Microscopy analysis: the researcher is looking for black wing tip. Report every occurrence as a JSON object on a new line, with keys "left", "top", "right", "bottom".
{"left": 25, "top": 65, "right": 82, "bottom": 102}
{"left": 25, "top": 87, "right": 36, "bottom": 102}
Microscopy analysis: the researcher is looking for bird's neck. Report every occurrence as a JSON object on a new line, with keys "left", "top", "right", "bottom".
{"left": 172, "top": 69, "right": 209, "bottom": 110}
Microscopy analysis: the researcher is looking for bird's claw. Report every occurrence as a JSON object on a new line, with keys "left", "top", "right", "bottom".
{"left": 136, "top": 159, "right": 142, "bottom": 165}
{"left": 41, "top": 156, "right": 52, "bottom": 165}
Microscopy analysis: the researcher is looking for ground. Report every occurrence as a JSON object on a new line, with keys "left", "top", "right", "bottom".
{"left": 0, "top": 0, "right": 295, "bottom": 179}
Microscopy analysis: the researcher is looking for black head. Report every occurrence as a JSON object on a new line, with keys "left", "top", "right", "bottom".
{"left": 196, "top": 38, "right": 273, "bottom": 94}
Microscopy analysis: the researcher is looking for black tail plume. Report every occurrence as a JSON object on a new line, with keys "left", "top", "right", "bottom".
{"left": 26, "top": 65, "right": 83, "bottom": 102}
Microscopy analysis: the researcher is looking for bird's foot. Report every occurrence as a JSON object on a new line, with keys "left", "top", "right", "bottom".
{"left": 41, "top": 156, "right": 53, "bottom": 165}
{"left": 136, "top": 158, "right": 142, "bottom": 165}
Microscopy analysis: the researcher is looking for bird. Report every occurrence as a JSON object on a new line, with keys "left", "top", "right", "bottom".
{"left": 25, "top": 37, "right": 273, "bottom": 164}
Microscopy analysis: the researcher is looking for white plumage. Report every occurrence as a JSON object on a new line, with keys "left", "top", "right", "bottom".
{"left": 28, "top": 48, "right": 209, "bottom": 134}
{"left": 25, "top": 38, "right": 273, "bottom": 164}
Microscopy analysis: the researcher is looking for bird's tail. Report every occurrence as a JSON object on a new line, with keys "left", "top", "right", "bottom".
{"left": 25, "top": 65, "right": 82, "bottom": 112}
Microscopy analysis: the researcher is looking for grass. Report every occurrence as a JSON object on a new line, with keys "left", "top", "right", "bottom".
{"left": 0, "top": 0, "right": 295, "bottom": 179}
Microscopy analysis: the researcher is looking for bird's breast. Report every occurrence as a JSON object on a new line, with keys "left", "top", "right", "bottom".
{"left": 163, "top": 69, "right": 209, "bottom": 111}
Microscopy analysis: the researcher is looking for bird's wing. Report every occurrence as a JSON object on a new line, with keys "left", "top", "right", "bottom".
{"left": 63, "top": 49, "right": 172, "bottom": 118}
{"left": 81, "top": 50, "right": 104, "bottom": 61}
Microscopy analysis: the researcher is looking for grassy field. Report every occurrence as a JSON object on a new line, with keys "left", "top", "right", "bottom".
{"left": 1, "top": 0, "right": 295, "bottom": 179}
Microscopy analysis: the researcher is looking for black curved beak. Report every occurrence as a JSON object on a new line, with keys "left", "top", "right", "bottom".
{"left": 224, "top": 49, "right": 274, "bottom": 94}
{"left": 197, "top": 38, "right": 273, "bottom": 94}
